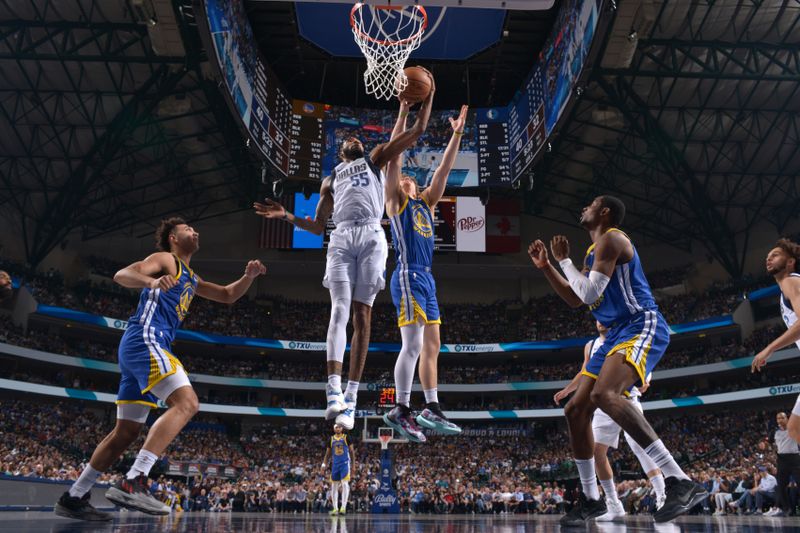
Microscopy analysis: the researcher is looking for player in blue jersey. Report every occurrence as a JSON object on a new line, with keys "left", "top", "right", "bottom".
{"left": 322, "top": 423, "right": 355, "bottom": 515}
{"left": 529, "top": 196, "right": 706, "bottom": 524}
{"left": 381, "top": 102, "right": 468, "bottom": 442}
{"left": 55, "top": 217, "right": 265, "bottom": 521}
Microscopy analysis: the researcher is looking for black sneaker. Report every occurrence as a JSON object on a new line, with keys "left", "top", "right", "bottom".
{"left": 105, "top": 475, "right": 170, "bottom": 515}
{"left": 383, "top": 405, "right": 426, "bottom": 443}
{"left": 653, "top": 477, "right": 708, "bottom": 523}
{"left": 55, "top": 491, "right": 113, "bottom": 521}
{"left": 416, "top": 403, "right": 462, "bottom": 435}
{"left": 560, "top": 492, "right": 607, "bottom": 526}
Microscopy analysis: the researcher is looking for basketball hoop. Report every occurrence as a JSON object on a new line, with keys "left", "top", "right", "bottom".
{"left": 350, "top": 3, "right": 428, "bottom": 101}
{"left": 378, "top": 426, "right": 394, "bottom": 450}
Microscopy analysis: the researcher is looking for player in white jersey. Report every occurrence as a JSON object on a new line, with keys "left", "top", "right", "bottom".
{"left": 752, "top": 238, "right": 800, "bottom": 442}
{"left": 254, "top": 72, "right": 435, "bottom": 430}
{"left": 555, "top": 321, "right": 666, "bottom": 521}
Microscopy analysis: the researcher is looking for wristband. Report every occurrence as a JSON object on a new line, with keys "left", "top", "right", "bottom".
{"left": 399, "top": 111, "right": 409, "bottom": 118}
{"left": 454, "top": 131, "right": 464, "bottom": 136}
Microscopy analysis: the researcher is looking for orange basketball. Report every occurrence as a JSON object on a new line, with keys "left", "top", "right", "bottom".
{"left": 398, "top": 66, "right": 432, "bottom": 103}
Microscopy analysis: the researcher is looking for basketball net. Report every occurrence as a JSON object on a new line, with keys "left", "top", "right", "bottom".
{"left": 350, "top": 3, "right": 428, "bottom": 101}
{"left": 378, "top": 434, "right": 392, "bottom": 450}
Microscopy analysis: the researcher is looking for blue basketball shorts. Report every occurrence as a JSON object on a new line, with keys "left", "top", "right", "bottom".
{"left": 390, "top": 266, "right": 440, "bottom": 327}
{"left": 116, "top": 324, "right": 185, "bottom": 408}
{"left": 582, "top": 309, "right": 669, "bottom": 387}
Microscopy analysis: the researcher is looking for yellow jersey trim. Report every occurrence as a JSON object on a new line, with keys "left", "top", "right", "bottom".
{"left": 581, "top": 370, "right": 598, "bottom": 380}
{"left": 397, "top": 295, "right": 442, "bottom": 327}
{"left": 115, "top": 399, "right": 158, "bottom": 408}
{"left": 143, "top": 350, "right": 184, "bottom": 393}
{"left": 585, "top": 227, "right": 628, "bottom": 258}
{"left": 606, "top": 335, "right": 648, "bottom": 387}
{"left": 396, "top": 195, "right": 410, "bottom": 216}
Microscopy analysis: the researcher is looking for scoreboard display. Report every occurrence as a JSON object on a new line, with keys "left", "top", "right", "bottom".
{"left": 476, "top": 107, "right": 511, "bottom": 186}
{"left": 202, "top": 0, "right": 291, "bottom": 177}
{"left": 508, "top": 65, "right": 547, "bottom": 180}
{"left": 377, "top": 386, "right": 396, "bottom": 414}
{"left": 289, "top": 100, "right": 325, "bottom": 181}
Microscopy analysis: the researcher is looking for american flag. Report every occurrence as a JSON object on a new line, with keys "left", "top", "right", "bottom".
{"left": 259, "top": 195, "right": 294, "bottom": 249}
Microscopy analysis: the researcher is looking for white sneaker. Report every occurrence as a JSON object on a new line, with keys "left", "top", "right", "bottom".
{"left": 765, "top": 508, "right": 782, "bottom": 516}
{"left": 325, "top": 386, "right": 346, "bottom": 420}
{"left": 596, "top": 499, "right": 626, "bottom": 522}
{"left": 335, "top": 404, "right": 355, "bottom": 430}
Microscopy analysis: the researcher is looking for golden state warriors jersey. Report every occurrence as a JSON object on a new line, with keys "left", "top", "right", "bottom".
{"left": 128, "top": 254, "right": 198, "bottom": 343}
{"left": 584, "top": 229, "right": 657, "bottom": 327}
{"left": 389, "top": 197, "right": 434, "bottom": 269}
{"left": 330, "top": 435, "right": 350, "bottom": 466}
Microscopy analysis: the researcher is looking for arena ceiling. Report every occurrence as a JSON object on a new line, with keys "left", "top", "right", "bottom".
{"left": 0, "top": 0, "right": 798, "bottom": 279}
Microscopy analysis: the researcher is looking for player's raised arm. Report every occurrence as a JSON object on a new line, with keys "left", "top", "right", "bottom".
{"left": 253, "top": 177, "right": 334, "bottom": 236}
{"left": 422, "top": 105, "right": 467, "bottom": 208}
{"left": 371, "top": 70, "right": 435, "bottom": 168}
{"left": 113, "top": 252, "right": 176, "bottom": 291}
{"left": 385, "top": 102, "right": 411, "bottom": 211}
{"left": 528, "top": 240, "right": 583, "bottom": 308}
{"left": 551, "top": 232, "right": 626, "bottom": 306}
{"left": 753, "top": 276, "right": 800, "bottom": 372}
{"left": 195, "top": 260, "right": 266, "bottom": 304}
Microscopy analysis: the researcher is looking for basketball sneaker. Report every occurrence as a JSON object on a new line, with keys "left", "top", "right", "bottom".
{"left": 105, "top": 475, "right": 170, "bottom": 515}
{"left": 559, "top": 493, "right": 607, "bottom": 526}
{"left": 325, "top": 385, "right": 347, "bottom": 421}
{"left": 335, "top": 404, "right": 356, "bottom": 430}
{"left": 329, "top": 508, "right": 339, "bottom": 516}
{"left": 653, "top": 477, "right": 708, "bottom": 523}
{"left": 338, "top": 507, "right": 346, "bottom": 515}
{"left": 416, "top": 403, "right": 461, "bottom": 435}
{"left": 55, "top": 491, "right": 112, "bottom": 521}
{"left": 595, "top": 498, "right": 626, "bottom": 521}
{"left": 383, "top": 405, "right": 426, "bottom": 443}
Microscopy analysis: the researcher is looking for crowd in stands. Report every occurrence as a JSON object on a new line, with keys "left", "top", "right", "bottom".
{"left": 2, "top": 255, "right": 773, "bottom": 346}
{"left": 0, "top": 395, "right": 795, "bottom": 516}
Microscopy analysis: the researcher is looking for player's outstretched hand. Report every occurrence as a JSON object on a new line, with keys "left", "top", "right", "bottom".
{"left": 151, "top": 274, "right": 178, "bottom": 292}
{"left": 550, "top": 235, "right": 570, "bottom": 262}
{"left": 254, "top": 199, "right": 286, "bottom": 219}
{"left": 553, "top": 387, "right": 571, "bottom": 404}
{"left": 244, "top": 260, "right": 267, "bottom": 279}
{"left": 528, "top": 240, "right": 550, "bottom": 269}
{"left": 449, "top": 105, "right": 468, "bottom": 133}
{"left": 751, "top": 348, "right": 773, "bottom": 373}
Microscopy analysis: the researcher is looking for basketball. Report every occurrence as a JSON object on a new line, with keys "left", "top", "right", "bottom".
{"left": 398, "top": 66, "right": 432, "bottom": 103}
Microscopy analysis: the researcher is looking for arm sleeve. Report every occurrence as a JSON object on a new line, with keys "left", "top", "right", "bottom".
{"left": 558, "top": 259, "right": 610, "bottom": 305}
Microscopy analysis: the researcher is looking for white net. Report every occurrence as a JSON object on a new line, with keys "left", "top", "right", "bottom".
{"left": 350, "top": 3, "right": 428, "bottom": 101}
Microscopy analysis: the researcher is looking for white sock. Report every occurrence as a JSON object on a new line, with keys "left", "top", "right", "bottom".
{"left": 344, "top": 381, "right": 359, "bottom": 405}
{"left": 328, "top": 374, "right": 342, "bottom": 392}
{"left": 332, "top": 482, "right": 340, "bottom": 509}
{"left": 327, "top": 282, "right": 351, "bottom": 365}
{"left": 126, "top": 449, "right": 158, "bottom": 480}
{"left": 643, "top": 439, "right": 689, "bottom": 480}
{"left": 424, "top": 388, "right": 439, "bottom": 404}
{"left": 68, "top": 464, "right": 101, "bottom": 498}
{"left": 395, "top": 324, "right": 423, "bottom": 408}
{"left": 650, "top": 473, "right": 666, "bottom": 500}
{"left": 341, "top": 480, "right": 350, "bottom": 510}
{"left": 575, "top": 458, "right": 601, "bottom": 500}
{"left": 599, "top": 478, "right": 619, "bottom": 504}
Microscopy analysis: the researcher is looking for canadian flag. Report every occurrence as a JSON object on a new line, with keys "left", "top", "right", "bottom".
{"left": 486, "top": 198, "right": 520, "bottom": 254}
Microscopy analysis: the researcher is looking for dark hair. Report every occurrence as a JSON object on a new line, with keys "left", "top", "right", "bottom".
{"left": 599, "top": 195, "right": 626, "bottom": 227}
{"left": 155, "top": 217, "right": 186, "bottom": 252}
{"left": 775, "top": 238, "right": 800, "bottom": 271}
